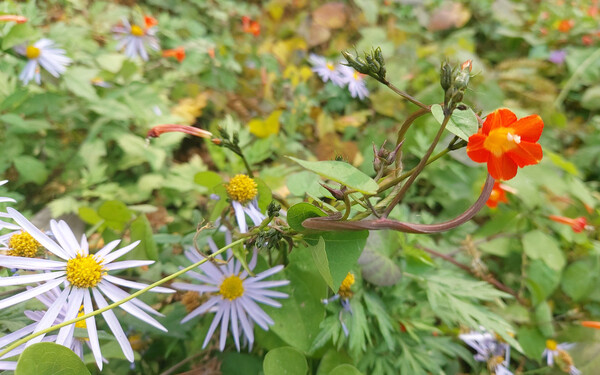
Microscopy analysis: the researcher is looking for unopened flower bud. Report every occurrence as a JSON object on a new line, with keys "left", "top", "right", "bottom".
{"left": 460, "top": 59, "right": 473, "bottom": 72}
{"left": 440, "top": 61, "right": 453, "bottom": 91}
{"left": 267, "top": 201, "right": 281, "bottom": 218}
{"left": 320, "top": 183, "right": 345, "bottom": 200}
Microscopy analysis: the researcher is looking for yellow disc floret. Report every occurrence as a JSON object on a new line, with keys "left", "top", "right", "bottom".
{"left": 338, "top": 272, "right": 355, "bottom": 299}
{"left": 8, "top": 231, "right": 41, "bottom": 258}
{"left": 226, "top": 174, "right": 258, "bottom": 203}
{"left": 130, "top": 24, "right": 144, "bottom": 36}
{"left": 66, "top": 254, "right": 105, "bottom": 288}
{"left": 219, "top": 275, "right": 244, "bottom": 300}
{"left": 25, "top": 45, "right": 41, "bottom": 59}
{"left": 546, "top": 339, "right": 557, "bottom": 351}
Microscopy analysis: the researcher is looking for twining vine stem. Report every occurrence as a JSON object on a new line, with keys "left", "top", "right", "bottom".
{"left": 0, "top": 238, "right": 247, "bottom": 359}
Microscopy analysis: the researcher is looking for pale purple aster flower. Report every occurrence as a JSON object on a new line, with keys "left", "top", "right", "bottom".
{"left": 113, "top": 17, "right": 160, "bottom": 61}
{"left": 459, "top": 329, "right": 513, "bottom": 375}
{"left": 542, "top": 340, "right": 580, "bottom": 375}
{"left": 0, "top": 208, "right": 174, "bottom": 366}
{"left": 14, "top": 39, "right": 71, "bottom": 85}
{"left": 308, "top": 54, "right": 346, "bottom": 87}
{"left": 226, "top": 175, "right": 266, "bottom": 233}
{"left": 548, "top": 49, "right": 567, "bottom": 65}
{"left": 172, "top": 233, "right": 289, "bottom": 351}
{"left": 339, "top": 65, "right": 369, "bottom": 100}
{"left": 0, "top": 287, "right": 109, "bottom": 368}
{"left": 0, "top": 181, "right": 15, "bottom": 205}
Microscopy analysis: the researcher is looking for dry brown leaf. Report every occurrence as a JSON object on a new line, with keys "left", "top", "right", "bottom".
{"left": 312, "top": 2, "right": 348, "bottom": 29}
{"left": 428, "top": 2, "right": 471, "bottom": 31}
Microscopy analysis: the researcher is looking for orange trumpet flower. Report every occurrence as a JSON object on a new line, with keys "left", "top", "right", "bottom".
{"left": 486, "top": 182, "right": 515, "bottom": 208}
{"left": 163, "top": 47, "right": 185, "bottom": 62}
{"left": 144, "top": 15, "right": 158, "bottom": 29}
{"left": 467, "top": 108, "right": 543, "bottom": 181}
{"left": 147, "top": 124, "right": 212, "bottom": 139}
{"left": 548, "top": 215, "right": 588, "bottom": 233}
{"left": 0, "top": 15, "right": 27, "bottom": 23}
{"left": 242, "top": 16, "right": 260, "bottom": 36}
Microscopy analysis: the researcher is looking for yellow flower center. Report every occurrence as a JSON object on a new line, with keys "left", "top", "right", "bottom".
{"left": 226, "top": 174, "right": 258, "bottom": 203}
{"left": 546, "top": 339, "right": 558, "bottom": 351}
{"left": 338, "top": 272, "right": 355, "bottom": 299}
{"left": 8, "top": 231, "right": 41, "bottom": 258}
{"left": 483, "top": 127, "right": 519, "bottom": 157}
{"left": 66, "top": 254, "right": 105, "bottom": 288}
{"left": 219, "top": 275, "right": 244, "bottom": 300}
{"left": 326, "top": 63, "right": 335, "bottom": 71}
{"left": 130, "top": 24, "right": 144, "bottom": 36}
{"left": 353, "top": 71, "right": 360, "bottom": 81}
{"left": 25, "top": 45, "right": 41, "bottom": 59}
{"left": 75, "top": 306, "right": 87, "bottom": 329}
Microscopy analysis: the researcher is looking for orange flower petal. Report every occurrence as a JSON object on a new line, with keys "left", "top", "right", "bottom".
{"left": 488, "top": 153, "right": 517, "bottom": 181}
{"left": 513, "top": 114, "right": 544, "bottom": 142}
{"left": 482, "top": 108, "right": 517, "bottom": 135}
{"left": 507, "top": 142, "right": 543, "bottom": 168}
{"left": 466, "top": 133, "right": 489, "bottom": 163}
{"left": 582, "top": 321, "right": 600, "bottom": 329}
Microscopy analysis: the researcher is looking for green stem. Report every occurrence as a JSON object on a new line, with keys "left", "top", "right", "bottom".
{"left": 554, "top": 47, "right": 600, "bottom": 109}
{"left": 0, "top": 238, "right": 246, "bottom": 359}
{"left": 385, "top": 81, "right": 431, "bottom": 111}
{"left": 382, "top": 112, "right": 452, "bottom": 218}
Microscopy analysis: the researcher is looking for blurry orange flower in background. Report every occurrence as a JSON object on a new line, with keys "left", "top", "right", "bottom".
{"left": 144, "top": 15, "right": 158, "bottom": 28}
{"left": 163, "top": 47, "right": 185, "bottom": 62}
{"left": 467, "top": 108, "right": 543, "bottom": 181}
{"left": 549, "top": 215, "right": 588, "bottom": 233}
{"left": 242, "top": 16, "right": 260, "bottom": 36}
{"left": 557, "top": 19, "right": 574, "bottom": 32}
{"left": 486, "top": 182, "right": 515, "bottom": 208}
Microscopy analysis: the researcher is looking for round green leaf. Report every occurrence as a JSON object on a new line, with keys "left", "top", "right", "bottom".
{"left": 431, "top": 104, "right": 479, "bottom": 141}
{"left": 263, "top": 346, "right": 308, "bottom": 375}
{"left": 194, "top": 171, "right": 223, "bottom": 189}
{"left": 287, "top": 203, "right": 327, "bottom": 232}
{"left": 522, "top": 230, "right": 565, "bottom": 271}
{"left": 16, "top": 342, "right": 91, "bottom": 375}
{"left": 329, "top": 364, "right": 363, "bottom": 375}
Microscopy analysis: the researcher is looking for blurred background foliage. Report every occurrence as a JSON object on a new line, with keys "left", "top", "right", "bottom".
{"left": 0, "top": 0, "right": 599, "bottom": 374}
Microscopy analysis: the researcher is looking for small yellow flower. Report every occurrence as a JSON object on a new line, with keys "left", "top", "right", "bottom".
{"left": 226, "top": 174, "right": 258, "bottom": 203}
{"left": 338, "top": 272, "right": 355, "bottom": 299}
{"left": 8, "top": 231, "right": 41, "bottom": 258}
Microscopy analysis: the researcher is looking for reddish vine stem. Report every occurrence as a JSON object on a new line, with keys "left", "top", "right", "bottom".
{"left": 302, "top": 174, "right": 495, "bottom": 233}
{"left": 417, "top": 245, "right": 528, "bottom": 306}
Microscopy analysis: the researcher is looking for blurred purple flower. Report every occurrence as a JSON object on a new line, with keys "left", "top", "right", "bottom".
{"left": 548, "top": 50, "right": 567, "bottom": 65}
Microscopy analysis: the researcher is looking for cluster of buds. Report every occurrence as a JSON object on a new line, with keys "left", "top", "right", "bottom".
{"left": 251, "top": 228, "right": 283, "bottom": 251}
{"left": 441, "top": 59, "right": 473, "bottom": 113}
{"left": 267, "top": 201, "right": 281, "bottom": 218}
{"left": 372, "top": 140, "right": 402, "bottom": 174}
{"left": 214, "top": 127, "right": 244, "bottom": 157}
{"left": 342, "top": 47, "right": 387, "bottom": 83}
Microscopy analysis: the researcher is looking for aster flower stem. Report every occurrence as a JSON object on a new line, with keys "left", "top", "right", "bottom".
{"left": 382, "top": 112, "right": 452, "bottom": 218}
{"left": 384, "top": 81, "right": 431, "bottom": 111}
{"left": 0, "top": 238, "right": 246, "bottom": 359}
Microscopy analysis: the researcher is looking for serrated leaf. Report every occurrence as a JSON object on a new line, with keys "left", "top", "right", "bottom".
{"left": 526, "top": 260, "right": 561, "bottom": 306}
{"left": 15, "top": 342, "right": 91, "bottom": 375}
{"left": 517, "top": 326, "right": 546, "bottom": 359}
{"left": 287, "top": 202, "right": 327, "bottom": 232}
{"left": 431, "top": 104, "right": 479, "bottom": 141}
{"left": 287, "top": 157, "right": 378, "bottom": 194}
